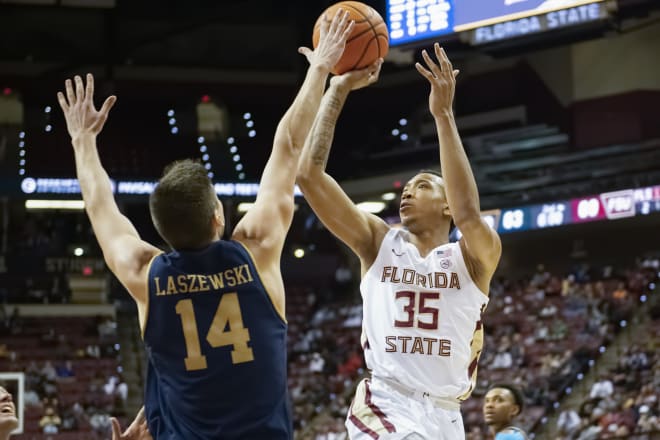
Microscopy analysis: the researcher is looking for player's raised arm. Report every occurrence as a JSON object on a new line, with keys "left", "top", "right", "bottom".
{"left": 296, "top": 59, "right": 387, "bottom": 266}
{"left": 232, "top": 9, "right": 353, "bottom": 252}
{"left": 415, "top": 43, "right": 501, "bottom": 291}
{"left": 57, "top": 74, "right": 160, "bottom": 304}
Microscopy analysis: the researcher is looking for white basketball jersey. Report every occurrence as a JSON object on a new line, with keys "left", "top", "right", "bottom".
{"left": 360, "top": 228, "right": 488, "bottom": 400}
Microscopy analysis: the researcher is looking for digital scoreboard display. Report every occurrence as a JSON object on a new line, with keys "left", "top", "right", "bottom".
{"left": 387, "top": 0, "right": 608, "bottom": 46}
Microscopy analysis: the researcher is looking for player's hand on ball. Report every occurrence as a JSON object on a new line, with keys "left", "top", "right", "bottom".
{"left": 330, "top": 58, "right": 383, "bottom": 91}
{"left": 415, "top": 43, "right": 460, "bottom": 118}
{"left": 298, "top": 9, "right": 354, "bottom": 72}
{"left": 57, "top": 73, "right": 116, "bottom": 141}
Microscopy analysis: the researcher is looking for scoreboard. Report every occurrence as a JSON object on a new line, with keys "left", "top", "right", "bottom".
{"left": 12, "top": 177, "right": 660, "bottom": 235}
{"left": 491, "top": 185, "right": 660, "bottom": 234}
{"left": 386, "top": 0, "right": 610, "bottom": 46}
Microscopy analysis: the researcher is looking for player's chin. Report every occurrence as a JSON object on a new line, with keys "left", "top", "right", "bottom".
{"left": 0, "top": 416, "right": 19, "bottom": 430}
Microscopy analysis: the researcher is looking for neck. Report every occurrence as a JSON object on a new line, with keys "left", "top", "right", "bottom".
{"left": 0, "top": 426, "right": 13, "bottom": 440}
{"left": 490, "top": 423, "right": 511, "bottom": 437}
{"left": 406, "top": 223, "right": 451, "bottom": 257}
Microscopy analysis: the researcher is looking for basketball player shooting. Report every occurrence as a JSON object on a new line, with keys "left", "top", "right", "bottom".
{"left": 56, "top": 9, "right": 355, "bottom": 439}
{"left": 297, "top": 43, "right": 501, "bottom": 439}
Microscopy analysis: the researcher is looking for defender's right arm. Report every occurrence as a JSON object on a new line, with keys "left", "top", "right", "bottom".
{"left": 297, "top": 62, "right": 387, "bottom": 266}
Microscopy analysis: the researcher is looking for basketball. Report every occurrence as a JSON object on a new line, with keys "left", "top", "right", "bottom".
{"left": 312, "top": 1, "right": 389, "bottom": 75}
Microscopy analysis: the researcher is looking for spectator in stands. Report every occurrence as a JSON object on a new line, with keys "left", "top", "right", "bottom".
{"left": 636, "top": 405, "right": 660, "bottom": 434}
{"left": 309, "top": 352, "right": 325, "bottom": 374}
{"left": 0, "top": 386, "right": 18, "bottom": 440}
{"left": 39, "top": 406, "right": 62, "bottom": 434}
{"left": 492, "top": 344, "right": 514, "bottom": 370}
{"left": 40, "top": 360, "right": 57, "bottom": 382}
{"left": 89, "top": 406, "right": 111, "bottom": 436}
{"left": 590, "top": 373, "right": 614, "bottom": 399}
{"left": 55, "top": 360, "right": 75, "bottom": 379}
{"left": 611, "top": 281, "right": 628, "bottom": 302}
{"left": 557, "top": 408, "right": 582, "bottom": 438}
{"left": 483, "top": 384, "right": 529, "bottom": 439}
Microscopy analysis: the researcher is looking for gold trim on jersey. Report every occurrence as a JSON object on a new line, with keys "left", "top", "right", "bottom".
{"left": 233, "top": 240, "right": 287, "bottom": 324}
{"left": 458, "top": 319, "right": 485, "bottom": 401}
{"left": 141, "top": 252, "right": 163, "bottom": 340}
{"left": 349, "top": 379, "right": 396, "bottom": 436}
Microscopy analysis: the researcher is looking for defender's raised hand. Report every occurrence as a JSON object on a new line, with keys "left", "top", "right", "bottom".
{"left": 298, "top": 9, "right": 355, "bottom": 72}
{"left": 415, "top": 43, "right": 460, "bottom": 118}
{"left": 57, "top": 73, "right": 116, "bottom": 141}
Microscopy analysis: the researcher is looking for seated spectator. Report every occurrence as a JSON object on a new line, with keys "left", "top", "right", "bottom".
{"left": 40, "top": 360, "right": 57, "bottom": 382}
{"left": 55, "top": 360, "right": 75, "bottom": 379}
{"left": 636, "top": 405, "right": 660, "bottom": 433}
{"left": 589, "top": 373, "right": 614, "bottom": 399}
{"left": 39, "top": 406, "right": 62, "bottom": 434}
{"left": 557, "top": 408, "right": 581, "bottom": 438}
{"left": 24, "top": 388, "right": 41, "bottom": 407}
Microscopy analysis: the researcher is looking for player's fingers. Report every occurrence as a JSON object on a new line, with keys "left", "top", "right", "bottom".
{"left": 74, "top": 75, "right": 84, "bottom": 101}
{"left": 99, "top": 95, "right": 117, "bottom": 116}
{"left": 65, "top": 79, "right": 75, "bottom": 105}
{"left": 415, "top": 62, "right": 434, "bottom": 82}
{"left": 437, "top": 45, "right": 453, "bottom": 77}
{"left": 328, "top": 8, "right": 344, "bottom": 37}
{"left": 369, "top": 58, "right": 383, "bottom": 82}
{"left": 421, "top": 50, "right": 440, "bottom": 78}
{"left": 57, "top": 92, "right": 69, "bottom": 111}
{"left": 340, "top": 20, "right": 355, "bottom": 42}
{"left": 332, "top": 12, "right": 348, "bottom": 41}
{"left": 319, "top": 13, "right": 330, "bottom": 37}
{"left": 110, "top": 418, "right": 121, "bottom": 438}
{"left": 453, "top": 69, "right": 460, "bottom": 78}
{"left": 85, "top": 73, "right": 94, "bottom": 102}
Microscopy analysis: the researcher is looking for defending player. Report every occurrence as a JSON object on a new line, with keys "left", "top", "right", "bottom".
{"left": 0, "top": 386, "right": 17, "bottom": 440}
{"left": 57, "top": 10, "right": 355, "bottom": 439}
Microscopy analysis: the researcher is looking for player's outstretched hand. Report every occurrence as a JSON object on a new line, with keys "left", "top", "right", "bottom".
{"left": 330, "top": 58, "right": 383, "bottom": 91}
{"left": 415, "top": 43, "right": 460, "bottom": 118}
{"left": 57, "top": 73, "right": 116, "bottom": 142}
{"left": 298, "top": 9, "right": 354, "bottom": 72}
{"left": 111, "top": 407, "right": 152, "bottom": 440}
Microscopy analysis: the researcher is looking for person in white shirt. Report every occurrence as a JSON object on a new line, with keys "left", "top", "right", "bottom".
{"left": 297, "top": 43, "right": 501, "bottom": 440}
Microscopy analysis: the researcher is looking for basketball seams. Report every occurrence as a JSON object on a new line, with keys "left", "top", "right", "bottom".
{"left": 313, "top": 1, "right": 389, "bottom": 74}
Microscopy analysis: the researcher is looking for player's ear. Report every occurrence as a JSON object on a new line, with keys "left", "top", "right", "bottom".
{"left": 511, "top": 403, "right": 521, "bottom": 417}
{"left": 442, "top": 203, "right": 451, "bottom": 217}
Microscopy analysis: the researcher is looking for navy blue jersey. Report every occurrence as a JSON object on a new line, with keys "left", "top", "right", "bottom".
{"left": 143, "top": 240, "right": 291, "bottom": 440}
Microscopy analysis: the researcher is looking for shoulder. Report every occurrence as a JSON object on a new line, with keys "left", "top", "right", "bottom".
{"left": 495, "top": 427, "right": 528, "bottom": 440}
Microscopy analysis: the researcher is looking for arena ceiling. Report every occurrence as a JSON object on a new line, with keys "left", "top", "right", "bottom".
{"left": 1, "top": 0, "right": 659, "bottom": 209}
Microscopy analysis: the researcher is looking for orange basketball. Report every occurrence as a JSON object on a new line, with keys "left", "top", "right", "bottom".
{"left": 312, "top": 1, "right": 389, "bottom": 75}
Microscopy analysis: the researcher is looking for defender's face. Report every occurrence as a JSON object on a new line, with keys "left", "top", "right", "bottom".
{"left": 0, "top": 387, "right": 18, "bottom": 431}
{"left": 483, "top": 388, "right": 518, "bottom": 426}
{"left": 214, "top": 198, "right": 226, "bottom": 239}
{"left": 399, "top": 173, "right": 447, "bottom": 226}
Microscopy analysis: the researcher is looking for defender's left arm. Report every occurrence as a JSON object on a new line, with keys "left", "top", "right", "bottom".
{"left": 57, "top": 75, "right": 160, "bottom": 303}
{"left": 416, "top": 44, "right": 501, "bottom": 291}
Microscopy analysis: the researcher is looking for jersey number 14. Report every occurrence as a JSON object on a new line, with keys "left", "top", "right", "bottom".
{"left": 175, "top": 293, "right": 254, "bottom": 371}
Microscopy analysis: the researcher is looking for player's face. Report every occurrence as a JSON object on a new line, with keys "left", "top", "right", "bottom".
{"left": 0, "top": 386, "right": 18, "bottom": 431}
{"left": 399, "top": 173, "right": 448, "bottom": 226}
{"left": 213, "top": 198, "right": 226, "bottom": 239}
{"left": 483, "top": 388, "right": 518, "bottom": 426}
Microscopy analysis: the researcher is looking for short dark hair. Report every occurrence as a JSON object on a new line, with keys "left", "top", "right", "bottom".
{"left": 149, "top": 159, "right": 218, "bottom": 250}
{"left": 488, "top": 383, "right": 525, "bottom": 415}
{"left": 417, "top": 169, "right": 443, "bottom": 179}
